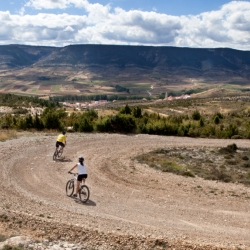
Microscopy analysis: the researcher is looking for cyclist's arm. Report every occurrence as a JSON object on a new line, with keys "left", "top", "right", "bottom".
{"left": 68, "top": 164, "right": 77, "bottom": 173}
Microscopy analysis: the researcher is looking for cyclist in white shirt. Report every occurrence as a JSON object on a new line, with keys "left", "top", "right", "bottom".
{"left": 68, "top": 156, "right": 88, "bottom": 197}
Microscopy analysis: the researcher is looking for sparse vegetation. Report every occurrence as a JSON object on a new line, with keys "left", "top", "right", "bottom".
{"left": 0, "top": 130, "right": 17, "bottom": 141}
{"left": 1, "top": 245, "right": 30, "bottom": 250}
{"left": 135, "top": 144, "right": 250, "bottom": 185}
{"left": 0, "top": 234, "right": 8, "bottom": 242}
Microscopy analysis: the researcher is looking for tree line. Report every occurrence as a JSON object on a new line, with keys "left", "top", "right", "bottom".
{"left": 1, "top": 103, "right": 250, "bottom": 139}
{"left": 49, "top": 94, "right": 149, "bottom": 102}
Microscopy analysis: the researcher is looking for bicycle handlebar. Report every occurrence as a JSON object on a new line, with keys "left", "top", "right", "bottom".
{"left": 68, "top": 172, "right": 78, "bottom": 176}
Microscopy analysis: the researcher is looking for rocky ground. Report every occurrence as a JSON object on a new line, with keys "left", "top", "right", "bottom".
{"left": 0, "top": 133, "right": 250, "bottom": 249}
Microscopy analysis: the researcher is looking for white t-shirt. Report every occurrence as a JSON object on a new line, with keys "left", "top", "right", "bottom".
{"left": 77, "top": 163, "right": 87, "bottom": 175}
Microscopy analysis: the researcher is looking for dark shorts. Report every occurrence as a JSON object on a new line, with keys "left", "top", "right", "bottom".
{"left": 77, "top": 174, "right": 88, "bottom": 181}
{"left": 56, "top": 141, "right": 65, "bottom": 148}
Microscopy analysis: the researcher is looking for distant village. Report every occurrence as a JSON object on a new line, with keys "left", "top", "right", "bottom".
{"left": 62, "top": 93, "right": 191, "bottom": 109}
{"left": 62, "top": 100, "right": 108, "bottom": 110}
{"left": 164, "top": 93, "right": 191, "bottom": 101}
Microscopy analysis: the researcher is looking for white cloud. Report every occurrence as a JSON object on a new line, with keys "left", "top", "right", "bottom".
{"left": 25, "top": 0, "right": 74, "bottom": 9}
{"left": 0, "top": 1, "right": 250, "bottom": 50}
{"left": 25, "top": 0, "right": 110, "bottom": 12}
{"left": 64, "top": 26, "right": 74, "bottom": 32}
{"left": 19, "top": 7, "right": 25, "bottom": 15}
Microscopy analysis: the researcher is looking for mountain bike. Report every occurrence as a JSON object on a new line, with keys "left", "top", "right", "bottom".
{"left": 66, "top": 172, "right": 90, "bottom": 203}
{"left": 53, "top": 145, "right": 64, "bottom": 160}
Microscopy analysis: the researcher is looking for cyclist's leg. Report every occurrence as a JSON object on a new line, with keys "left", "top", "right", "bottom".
{"left": 57, "top": 142, "right": 64, "bottom": 150}
{"left": 82, "top": 174, "right": 87, "bottom": 184}
{"left": 55, "top": 141, "right": 60, "bottom": 151}
{"left": 74, "top": 180, "right": 81, "bottom": 195}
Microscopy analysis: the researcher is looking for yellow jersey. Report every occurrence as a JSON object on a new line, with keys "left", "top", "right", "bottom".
{"left": 57, "top": 134, "right": 66, "bottom": 143}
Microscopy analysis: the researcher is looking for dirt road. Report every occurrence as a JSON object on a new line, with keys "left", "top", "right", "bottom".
{"left": 0, "top": 133, "right": 250, "bottom": 249}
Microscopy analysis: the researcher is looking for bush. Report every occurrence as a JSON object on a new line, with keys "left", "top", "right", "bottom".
{"left": 118, "top": 104, "right": 132, "bottom": 115}
{"left": 192, "top": 110, "right": 201, "bottom": 120}
{"left": 95, "top": 117, "right": 112, "bottom": 132}
{"left": 132, "top": 106, "right": 142, "bottom": 118}
{"left": 227, "top": 143, "right": 238, "bottom": 151}
{"left": 199, "top": 118, "right": 204, "bottom": 127}
{"left": 96, "top": 114, "right": 136, "bottom": 133}
{"left": 43, "top": 111, "right": 61, "bottom": 130}
{"left": 224, "top": 124, "right": 239, "bottom": 138}
{"left": 219, "top": 143, "right": 238, "bottom": 154}
{"left": 214, "top": 115, "right": 220, "bottom": 124}
{"left": 110, "top": 114, "right": 136, "bottom": 133}
{"left": 78, "top": 118, "right": 93, "bottom": 132}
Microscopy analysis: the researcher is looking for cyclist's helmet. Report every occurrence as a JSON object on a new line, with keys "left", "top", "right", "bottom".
{"left": 79, "top": 156, "right": 84, "bottom": 162}
{"left": 62, "top": 131, "right": 66, "bottom": 135}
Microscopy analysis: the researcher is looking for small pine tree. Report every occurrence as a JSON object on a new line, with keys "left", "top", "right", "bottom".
{"left": 192, "top": 110, "right": 201, "bottom": 120}
{"left": 214, "top": 115, "right": 220, "bottom": 124}
{"left": 199, "top": 118, "right": 204, "bottom": 127}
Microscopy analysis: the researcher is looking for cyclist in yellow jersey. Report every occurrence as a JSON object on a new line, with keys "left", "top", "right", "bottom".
{"left": 56, "top": 131, "right": 66, "bottom": 150}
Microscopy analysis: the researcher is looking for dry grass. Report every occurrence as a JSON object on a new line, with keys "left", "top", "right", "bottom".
{"left": 135, "top": 145, "right": 250, "bottom": 185}
{"left": 0, "top": 130, "right": 17, "bottom": 141}
{"left": 97, "top": 109, "right": 118, "bottom": 117}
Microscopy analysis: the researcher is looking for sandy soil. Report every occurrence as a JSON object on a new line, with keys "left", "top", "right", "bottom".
{"left": 0, "top": 133, "right": 250, "bottom": 249}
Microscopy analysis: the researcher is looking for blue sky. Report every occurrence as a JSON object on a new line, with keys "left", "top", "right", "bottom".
{"left": 1, "top": 0, "right": 234, "bottom": 15}
{"left": 0, "top": 0, "right": 250, "bottom": 50}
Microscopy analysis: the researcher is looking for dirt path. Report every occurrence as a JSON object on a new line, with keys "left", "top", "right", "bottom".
{"left": 0, "top": 133, "right": 250, "bottom": 249}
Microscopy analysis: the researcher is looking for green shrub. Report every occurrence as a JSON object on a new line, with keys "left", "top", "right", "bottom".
{"left": 132, "top": 106, "right": 142, "bottom": 118}
{"left": 199, "top": 118, "right": 204, "bottom": 127}
{"left": 118, "top": 104, "right": 132, "bottom": 115}
{"left": 78, "top": 117, "right": 93, "bottom": 132}
{"left": 227, "top": 143, "right": 238, "bottom": 151}
{"left": 219, "top": 143, "right": 238, "bottom": 154}
{"left": 214, "top": 115, "right": 220, "bottom": 124}
{"left": 182, "top": 170, "right": 195, "bottom": 177}
{"left": 224, "top": 124, "right": 239, "bottom": 138}
{"left": 42, "top": 109, "right": 61, "bottom": 130}
{"left": 95, "top": 117, "right": 112, "bottom": 132}
{"left": 192, "top": 110, "right": 201, "bottom": 120}
{"left": 96, "top": 114, "right": 136, "bottom": 133}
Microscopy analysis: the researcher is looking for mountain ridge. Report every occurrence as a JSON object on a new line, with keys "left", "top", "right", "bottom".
{"left": 0, "top": 44, "right": 250, "bottom": 78}
{"left": 0, "top": 44, "right": 250, "bottom": 98}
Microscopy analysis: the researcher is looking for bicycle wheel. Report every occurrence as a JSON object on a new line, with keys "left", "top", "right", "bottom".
{"left": 79, "top": 185, "right": 90, "bottom": 203}
{"left": 66, "top": 180, "right": 74, "bottom": 196}
{"left": 53, "top": 150, "right": 58, "bottom": 161}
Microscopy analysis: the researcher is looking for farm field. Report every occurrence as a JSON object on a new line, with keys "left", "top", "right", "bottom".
{"left": 1, "top": 66, "right": 250, "bottom": 99}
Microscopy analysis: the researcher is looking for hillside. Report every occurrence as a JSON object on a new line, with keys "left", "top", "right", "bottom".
{"left": 0, "top": 44, "right": 250, "bottom": 97}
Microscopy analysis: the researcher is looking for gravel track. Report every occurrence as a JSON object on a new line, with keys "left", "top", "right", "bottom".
{"left": 0, "top": 133, "right": 250, "bottom": 249}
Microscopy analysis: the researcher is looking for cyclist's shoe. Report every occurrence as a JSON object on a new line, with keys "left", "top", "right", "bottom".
{"left": 73, "top": 194, "right": 77, "bottom": 197}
